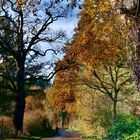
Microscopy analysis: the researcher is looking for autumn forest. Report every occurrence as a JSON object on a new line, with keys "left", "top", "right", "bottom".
{"left": 0, "top": 0, "right": 140, "bottom": 140}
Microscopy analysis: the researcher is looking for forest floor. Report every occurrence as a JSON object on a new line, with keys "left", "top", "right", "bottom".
{"left": 41, "top": 129, "right": 82, "bottom": 140}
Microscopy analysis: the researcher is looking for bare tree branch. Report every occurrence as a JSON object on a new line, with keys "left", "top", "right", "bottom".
{"left": 25, "top": 16, "right": 53, "bottom": 54}
{"left": 30, "top": 49, "right": 57, "bottom": 56}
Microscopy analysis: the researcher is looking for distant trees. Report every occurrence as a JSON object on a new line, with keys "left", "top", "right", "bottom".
{"left": 0, "top": 0, "right": 70, "bottom": 134}
{"left": 0, "top": 14, "right": 16, "bottom": 116}
{"left": 47, "top": 66, "right": 77, "bottom": 127}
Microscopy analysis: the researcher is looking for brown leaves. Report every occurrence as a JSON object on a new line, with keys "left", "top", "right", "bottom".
{"left": 17, "top": 0, "right": 28, "bottom": 8}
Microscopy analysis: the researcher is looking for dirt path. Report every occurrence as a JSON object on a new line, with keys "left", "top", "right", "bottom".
{"left": 41, "top": 130, "right": 82, "bottom": 140}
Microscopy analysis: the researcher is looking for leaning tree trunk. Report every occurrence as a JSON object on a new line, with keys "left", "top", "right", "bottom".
{"left": 132, "top": 18, "right": 140, "bottom": 90}
{"left": 13, "top": 57, "right": 26, "bottom": 135}
{"left": 119, "top": 0, "right": 140, "bottom": 90}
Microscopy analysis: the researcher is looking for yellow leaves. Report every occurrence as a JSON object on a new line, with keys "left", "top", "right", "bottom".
{"left": 66, "top": 102, "right": 76, "bottom": 113}
{"left": 97, "top": 0, "right": 112, "bottom": 12}
{"left": 68, "top": 0, "right": 130, "bottom": 68}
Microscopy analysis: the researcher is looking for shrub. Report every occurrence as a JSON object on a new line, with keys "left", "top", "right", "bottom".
{"left": 0, "top": 116, "right": 15, "bottom": 137}
{"left": 108, "top": 114, "right": 140, "bottom": 139}
{"left": 24, "top": 109, "right": 55, "bottom": 137}
{"left": 25, "top": 117, "right": 55, "bottom": 137}
{"left": 124, "top": 129, "right": 140, "bottom": 140}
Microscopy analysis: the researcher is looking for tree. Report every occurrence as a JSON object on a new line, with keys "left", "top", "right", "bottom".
{"left": 82, "top": 62, "right": 132, "bottom": 124}
{"left": 0, "top": 0, "right": 69, "bottom": 134}
{"left": 67, "top": 0, "right": 129, "bottom": 68}
{"left": 82, "top": 61, "right": 133, "bottom": 138}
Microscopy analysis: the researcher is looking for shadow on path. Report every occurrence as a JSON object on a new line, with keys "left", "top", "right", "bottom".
{"left": 41, "top": 129, "right": 82, "bottom": 140}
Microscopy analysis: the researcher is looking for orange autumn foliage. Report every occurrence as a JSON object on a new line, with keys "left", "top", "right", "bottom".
{"left": 68, "top": 0, "right": 129, "bottom": 67}
{"left": 47, "top": 0, "right": 131, "bottom": 119}
{"left": 48, "top": 69, "right": 77, "bottom": 114}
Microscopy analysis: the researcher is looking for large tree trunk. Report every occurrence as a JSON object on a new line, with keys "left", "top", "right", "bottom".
{"left": 132, "top": 19, "right": 140, "bottom": 90}
{"left": 13, "top": 57, "right": 26, "bottom": 135}
{"left": 119, "top": 0, "right": 140, "bottom": 90}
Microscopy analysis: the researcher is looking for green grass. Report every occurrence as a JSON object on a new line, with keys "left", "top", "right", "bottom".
{"left": 0, "top": 127, "right": 55, "bottom": 140}
{"left": 81, "top": 135, "right": 98, "bottom": 139}
{"left": 81, "top": 136, "right": 108, "bottom": 140}
{"left": 2, "top": 129, "right": 55, "bottom": 140}
{"left": 0, "top": 136, "right": 40, "bottom": 140}
{"left": 17, "top": 136, "right": 40, "bottom": 139}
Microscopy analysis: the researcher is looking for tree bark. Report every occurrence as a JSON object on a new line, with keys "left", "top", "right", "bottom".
{"left": 112, "top": 100, "right": 117, "bottom": 126}
{"left": 13, "top": 57, "right": 26, "bottom": 135}
{"left": 112, "top": 100, "right": 117, "bottom": 139}
{"left": 132, "top": 19, "right": 140, "bottom": 90}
